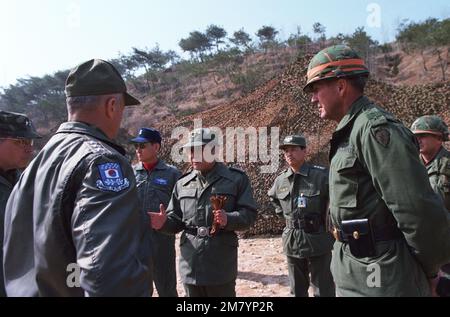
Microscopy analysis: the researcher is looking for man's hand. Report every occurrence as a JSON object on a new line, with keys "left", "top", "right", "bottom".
{"left": 148, "top": 204, "right": 167, "bottom": 230}
{"left": 213, "top": 209, "right": 228, "bottom": 228}
{"left": 428, "top": 275, "right": 440, "bottom": 297}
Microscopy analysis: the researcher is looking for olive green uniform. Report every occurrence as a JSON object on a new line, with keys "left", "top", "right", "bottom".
{"left": 268, "top": 164, "right": 335, "bottom": 297}
{"left": 329, "top": 96, "right": 450, "bottom": 296}
{"left": 134, "top": 161, "right": 181, "bottom": 297}
{"left": 424, "top": 147, "right": 450, "bottom": 296}
{"left": 160, "top": 162, "right": 257, "bottom": 297}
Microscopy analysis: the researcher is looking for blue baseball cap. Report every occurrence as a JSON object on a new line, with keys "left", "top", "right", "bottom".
{"left": 131, "top": 128, "right": 162, "bottom": 144}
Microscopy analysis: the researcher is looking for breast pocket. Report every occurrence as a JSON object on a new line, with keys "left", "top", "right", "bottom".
{"left": 301, "top": 190, "right": 321, "bottom": 212}
{"left": 178, "top": 188, "right": 197, "bottom": 220}
{"left": 276, "top": 189, "right": 292, "bottom": 215}
{"left": 150, "top": 180, "right": 172, "bottom": 207}
{"left": 330, "top": 152, "right": 359, "bottom": 208}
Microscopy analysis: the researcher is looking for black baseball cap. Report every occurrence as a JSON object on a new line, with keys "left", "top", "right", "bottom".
{"left": 65, "top": 59, "right": 140, "bottom": 106}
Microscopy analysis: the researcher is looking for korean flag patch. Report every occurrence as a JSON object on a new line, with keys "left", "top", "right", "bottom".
{"left": 96, "top": 163, "right": 130, "bottom": 192}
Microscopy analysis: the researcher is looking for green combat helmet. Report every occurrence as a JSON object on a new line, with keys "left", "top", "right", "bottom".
{"left": 304, "top": 45, "right": 370, "bottom": 92}
{"left": 411, "top": 115, "right": 449, "bottom": 141}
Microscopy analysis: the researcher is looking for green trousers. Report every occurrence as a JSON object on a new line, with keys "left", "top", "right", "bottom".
{"left": 286, "top": 252, "right": 335, "bottom": 297}
{"left": 184, "top": 280, "right": 236, "bottom": 297}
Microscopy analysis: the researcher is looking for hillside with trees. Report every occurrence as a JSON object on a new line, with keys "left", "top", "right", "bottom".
{"left": 1, "top": 18, "right": 448, "bottom": 139}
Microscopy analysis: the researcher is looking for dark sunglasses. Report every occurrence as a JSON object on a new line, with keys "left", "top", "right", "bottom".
{"left": 0, "top": 138, "right": 34, "bottom": 147}
{"left": 133, "top": 143, "right": 148, "bottom": 150}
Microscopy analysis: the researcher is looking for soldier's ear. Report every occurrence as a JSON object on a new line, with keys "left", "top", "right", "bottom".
{"left": 336, "top": 79, "right": 347, "bottom": 96}
{"left": 104, "top": 95, "right": 119, "bottom": 119}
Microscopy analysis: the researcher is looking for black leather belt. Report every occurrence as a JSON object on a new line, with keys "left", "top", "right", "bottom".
{"left": 184, "top": 226, "right": 212, "bottom": 238}
{"left": 333, "top": 225, "right": 403, "bottom": 243}
{"left": 286, "top": 219, "right": 306, "bottom": 229}
{"left": 285, "top": 218, "right": 323, "bottom": 231}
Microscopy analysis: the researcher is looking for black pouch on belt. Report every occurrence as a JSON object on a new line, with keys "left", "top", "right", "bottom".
{"left": 341, "top": 219, "right": 376, "bottom": 258}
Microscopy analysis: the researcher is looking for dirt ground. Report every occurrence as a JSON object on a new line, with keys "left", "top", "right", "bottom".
{"left": 169, "top": 234, "right": 294, "bottom": 297}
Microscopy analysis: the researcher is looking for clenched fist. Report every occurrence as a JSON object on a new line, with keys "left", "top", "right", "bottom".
{"left": 213, "top": 209, "right": 228, "bottom": 228}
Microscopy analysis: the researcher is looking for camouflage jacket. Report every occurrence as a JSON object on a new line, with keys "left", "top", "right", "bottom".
{"left": 424, "top": 147, "right": 450, "bottom": 211}
{"left": 161, "top": 162, "right": 258, "bottom": 285}
{"left": 268, "top": 164, "right": 333, "bottom": 258}
{"left": 329, "top": 96, "right": 450, "bottom": 296}
{"left": 3, "top": 122, "right": 152, "bottom": 297}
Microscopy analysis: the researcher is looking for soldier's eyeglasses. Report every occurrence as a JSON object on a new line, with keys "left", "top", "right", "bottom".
{"left": 0, "top": 138, "right": 34, "bottom": 147}
{"left": 133, "top": 143, "right": 148, "bottom": 150}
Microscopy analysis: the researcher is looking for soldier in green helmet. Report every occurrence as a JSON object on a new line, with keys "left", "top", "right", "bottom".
{"left": 410, "top": 115, "right": 450, "bottom": 210}
{"left": 304, "top": 45, "right": 450, "bottom": 296}
{"left": 411, "top": 115, "right": 450, "bottom": 297}
{"left": 268, "top": 135, "right": 335, "bottom": 297}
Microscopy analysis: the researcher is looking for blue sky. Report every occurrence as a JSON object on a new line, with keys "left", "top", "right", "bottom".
{"left": 0, "top": 0, "right": 449, "bottom": 88}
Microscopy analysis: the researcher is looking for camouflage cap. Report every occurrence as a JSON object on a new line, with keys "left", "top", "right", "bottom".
{"left": 410, "top": 115, "right": 449, "bottom": 141}
{"left": 65, "top": 59, "right": 140, "bottom": 106}
{"left": 182, "top": 128, "right": 217, "bottom": 148}
{"left": 304, "top": 45, "right": 370, "bottom": 92}
{"left": 0, "top": 110, "right": 41, "bottom": 139}
{"left": 279, "top": 135, "right": 307, "bottom": 149}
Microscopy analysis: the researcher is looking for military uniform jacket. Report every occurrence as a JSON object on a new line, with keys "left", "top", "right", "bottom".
{"left": 161, "top": 162, "right": 258, "bottom": 285}
{"left": 0, "top": 170, "right": 19, "bottom": 297}
{"left": 329, "top": 96, "right": 450, "bottom": 296}
{"left": 3, "top": 122, "right": 152, "bottom": 297}
{"left": 425, "top": 147, "right": 450, "bottom": 211}
{"left": 134, "top": 161, "right": 181, "bottom": 214}
{"left": 268, "top": 164, "right": 333, "bottom": 258}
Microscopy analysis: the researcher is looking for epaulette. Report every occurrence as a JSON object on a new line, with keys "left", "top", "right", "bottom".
{"left": 166, "top": 163, "right": 180, "bottom": 172}
{"left": 229, "top": 166, "right": 246, "bottom": 174}
{"left": 312, "top": 165, "right": 327, "bottom": 171}
{"left": 439, "top": 156, "right": 450, "bottom": 176}
{"left": 85, "top": 140, "right": 109, "bottom": 154}
{"left": 365, "top": 108, "right": 388, "bottom": 128}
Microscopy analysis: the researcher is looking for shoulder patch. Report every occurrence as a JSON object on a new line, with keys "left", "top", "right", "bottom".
{"left": 373, "top": 127, "right": 391, "bottom": 147}
{"left": 96, "top": 163, "right": 130, "bottom": 192}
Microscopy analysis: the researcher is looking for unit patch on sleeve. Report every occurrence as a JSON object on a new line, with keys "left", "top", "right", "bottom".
{"left": 96, "top": 163, "right": 130, "bottom": 192}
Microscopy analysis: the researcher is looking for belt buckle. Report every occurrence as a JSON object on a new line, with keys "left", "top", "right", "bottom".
{"left": 197, "top": 227, "right": 210, "bottom": 238}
